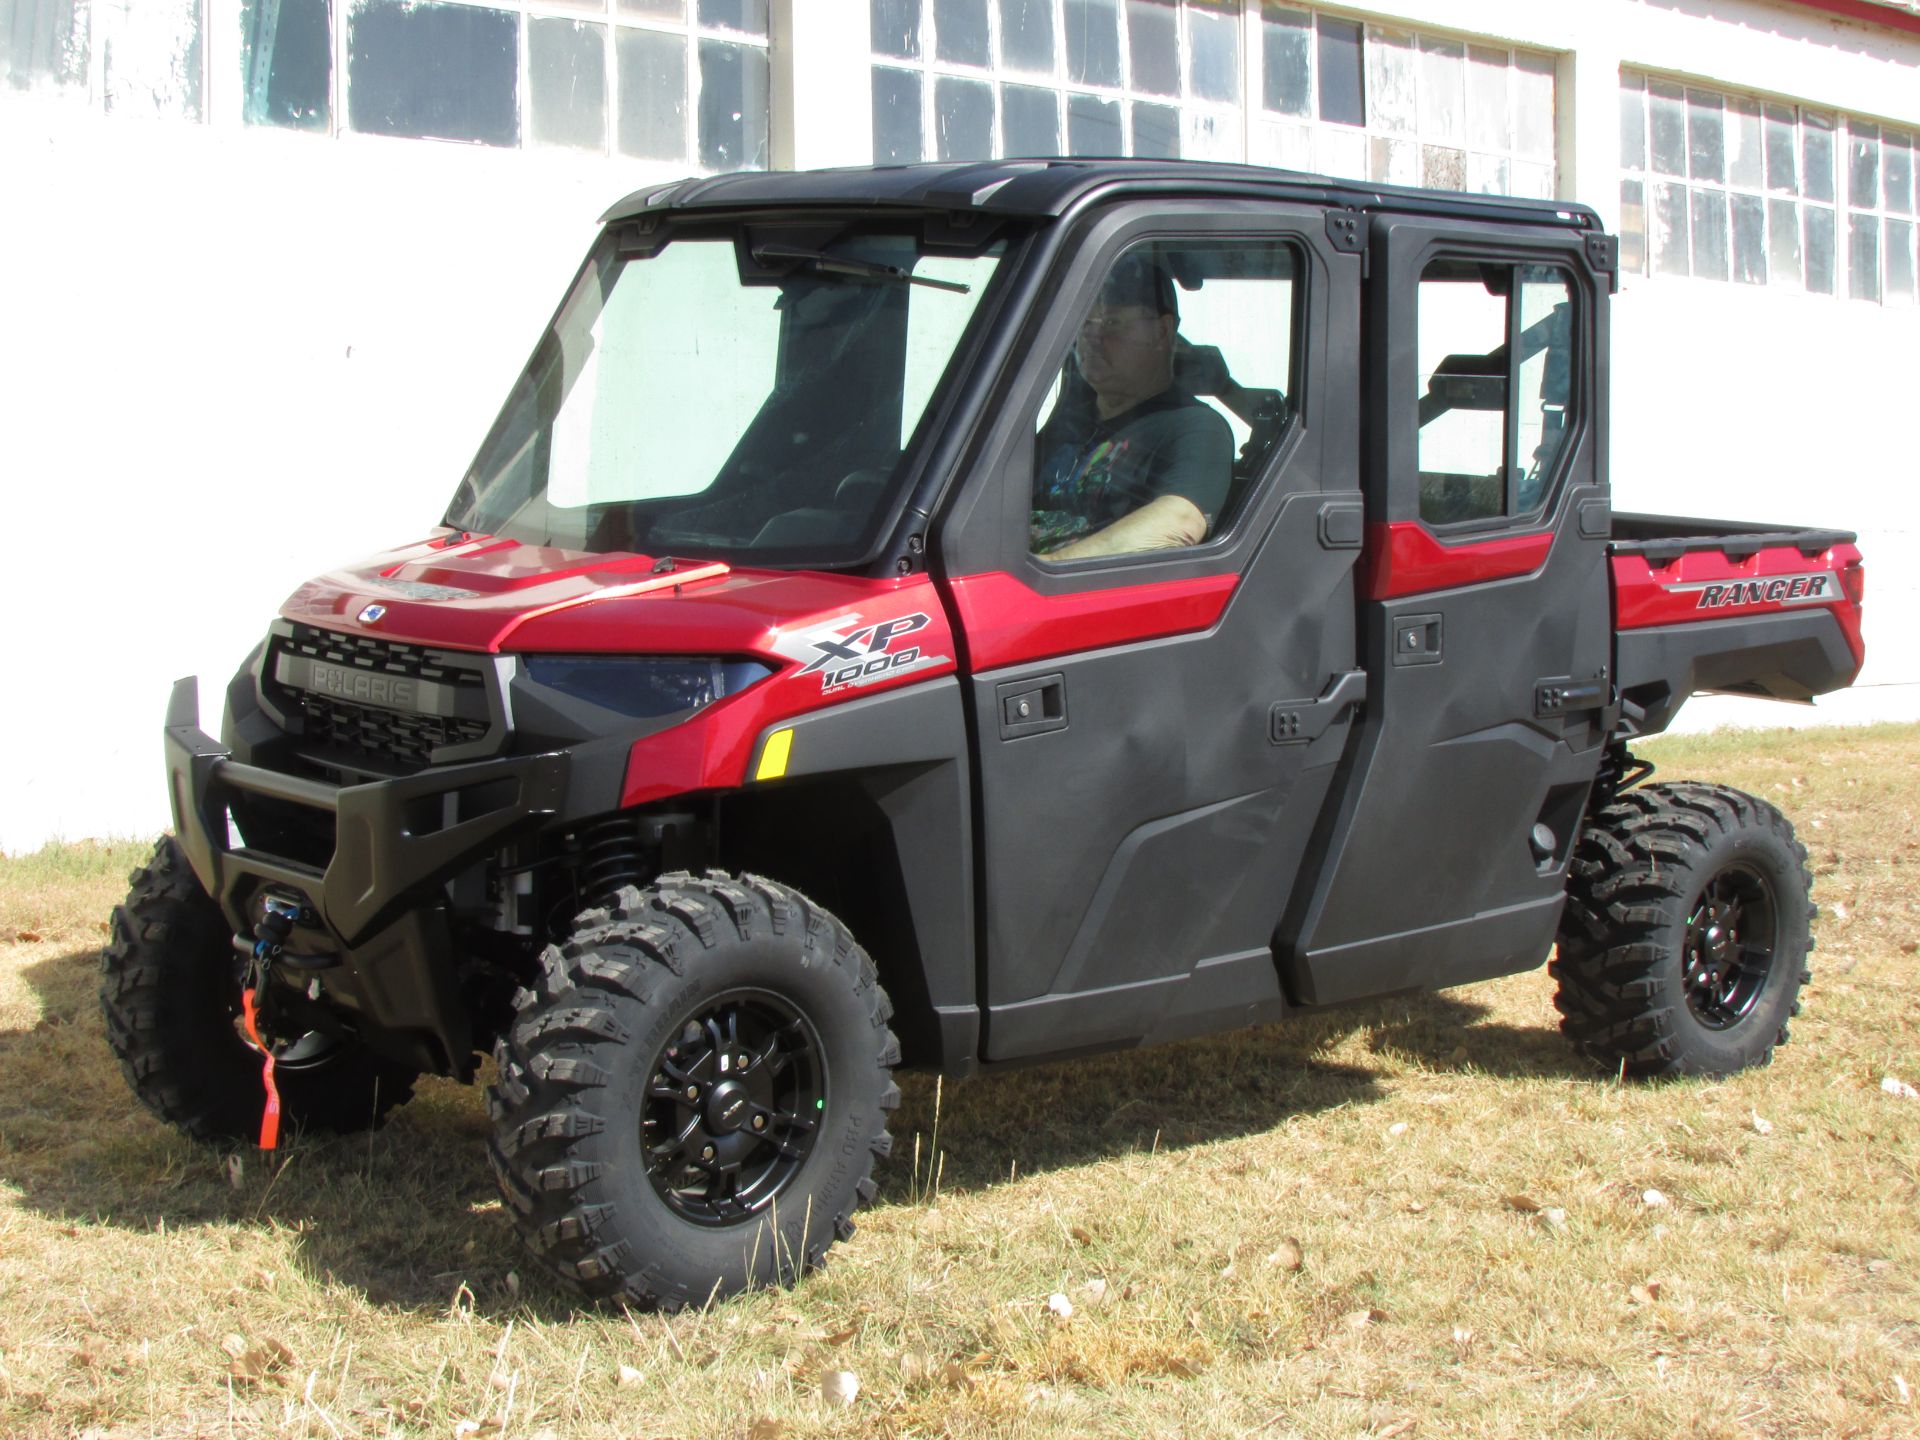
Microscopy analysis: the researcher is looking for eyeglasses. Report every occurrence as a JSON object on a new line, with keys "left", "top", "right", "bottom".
{"left": 1077, "top": 309, "right": 1160, "bottom": 339}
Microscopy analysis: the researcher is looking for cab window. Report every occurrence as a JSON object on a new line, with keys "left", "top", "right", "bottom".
{"left": 1415, "top": 260, "right": 1575, "bottom": 526}
{"left": 1030, "top": 237, "right": 1300, "bottom": 562}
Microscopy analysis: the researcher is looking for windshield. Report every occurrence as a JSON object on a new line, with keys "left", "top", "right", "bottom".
{"left": 446, "top": 224, "right": 1007, "bottom": 565}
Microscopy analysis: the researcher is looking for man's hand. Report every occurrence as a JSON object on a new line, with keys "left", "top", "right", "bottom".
{"left": 1043, "top": 494, "right": 1207, "bottom": 561}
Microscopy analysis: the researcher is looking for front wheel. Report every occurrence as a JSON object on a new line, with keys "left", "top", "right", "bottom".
{"left": 1552, "top": 782, "right": 1814, "bottom": 1079}
{"left": 486, "top": 873, "right": 899, "bottom": 1310}
{"left": 100, "top": 837, "right": 419, "bottom": 1142}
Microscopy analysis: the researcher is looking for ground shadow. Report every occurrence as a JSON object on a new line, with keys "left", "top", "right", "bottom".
{"left": 1, "top": 943, "right": 1600, "bottom": 1316}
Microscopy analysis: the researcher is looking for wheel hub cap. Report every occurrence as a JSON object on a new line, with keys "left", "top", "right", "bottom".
{"left": 1682, "top": 865, "right": 1779, "bottom": 1031}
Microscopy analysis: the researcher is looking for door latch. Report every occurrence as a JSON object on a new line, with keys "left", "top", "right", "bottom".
{"left": 996, "top": 673, "right": 1067, "bottom": 739}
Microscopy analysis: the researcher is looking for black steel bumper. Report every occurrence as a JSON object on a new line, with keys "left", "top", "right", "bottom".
{"left": 167, "top": 676, "right": 568, "bottom": 943}
{"left": 164, "top": 677, "right": 569, "bottom": 1073}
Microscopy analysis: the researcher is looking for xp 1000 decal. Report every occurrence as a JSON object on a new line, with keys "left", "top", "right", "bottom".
{"left": 771, "top": 612, "right": 953, "bottom": 695}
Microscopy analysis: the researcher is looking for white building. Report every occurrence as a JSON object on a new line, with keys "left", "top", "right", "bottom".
{"left": 2, "top": 0, "right": 1915, "bottom": 852}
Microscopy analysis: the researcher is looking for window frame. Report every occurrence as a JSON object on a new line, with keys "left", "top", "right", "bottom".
{"left": 1379, "top": 225, "right": 1594, "bottom": 538}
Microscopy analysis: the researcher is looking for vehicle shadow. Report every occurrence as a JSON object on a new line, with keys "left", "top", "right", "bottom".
{"left": 0, "top": 943, "right": 1598, "bottom": 1316}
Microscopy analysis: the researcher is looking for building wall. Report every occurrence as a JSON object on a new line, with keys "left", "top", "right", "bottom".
{"left": 1, "top": 0, "right": 1914, "bottom": 852}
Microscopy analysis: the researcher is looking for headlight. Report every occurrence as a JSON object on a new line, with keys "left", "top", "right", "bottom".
{"left": 521, "top": 656, "right": 772, "bottom": 720}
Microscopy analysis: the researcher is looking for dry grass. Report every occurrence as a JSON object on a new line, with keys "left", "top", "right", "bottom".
{"left": 1, "top": 724, "right": 1916, "bottom": 1440}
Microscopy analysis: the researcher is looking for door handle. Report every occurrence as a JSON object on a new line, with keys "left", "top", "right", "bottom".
{"left": 997, "top": 673, "right": 1067, "bottom": 739}
{"left": 1269, "top": 670, "right": 1367, "bottom": 745}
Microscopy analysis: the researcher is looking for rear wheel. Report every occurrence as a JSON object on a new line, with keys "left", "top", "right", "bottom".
{"left": 487, "top": 873, "right": 898, "bottom": 1310}
{"left": 1552, "top": 782, "right": 1813, "bottom": 1079}
{"left": 100, "top": 837, "right": 419, "bottom": 1142}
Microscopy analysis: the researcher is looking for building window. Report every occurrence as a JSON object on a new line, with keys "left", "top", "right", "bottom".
{"left": 871, "top": 0, "right": 1558, "bottom": 198}
{"left": 1620, "top": 71, "right": 1916, "bottom": 305}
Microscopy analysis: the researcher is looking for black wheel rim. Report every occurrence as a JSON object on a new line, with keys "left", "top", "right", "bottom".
{"left": 1681, "top": 863, "right": 1778, "bottom": 1030}
{"left": 642, "top": 989, "right": 825, "bottom": 1227}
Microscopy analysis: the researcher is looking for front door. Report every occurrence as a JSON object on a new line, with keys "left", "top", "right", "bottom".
{"left": 934, "top": 201, "right": 1365, "bottom": 1061}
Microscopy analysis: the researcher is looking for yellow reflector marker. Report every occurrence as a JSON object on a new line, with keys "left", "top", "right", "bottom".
{"left": 756, "top": 728, "right": 794, "bottom": 781}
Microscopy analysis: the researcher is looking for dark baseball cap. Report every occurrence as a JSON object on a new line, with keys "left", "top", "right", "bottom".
{"left": 1097, "top": 254, "right": 1179, "bottom": 318}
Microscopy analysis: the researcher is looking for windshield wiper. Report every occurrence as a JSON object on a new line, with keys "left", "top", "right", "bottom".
{"left": 752, "top": 243, "right": 972, "bottom": 294}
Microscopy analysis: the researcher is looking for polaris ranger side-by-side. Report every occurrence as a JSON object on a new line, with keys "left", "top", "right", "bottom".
{"left": 106, "top": 161, "right": 1866, "bottom": 1309}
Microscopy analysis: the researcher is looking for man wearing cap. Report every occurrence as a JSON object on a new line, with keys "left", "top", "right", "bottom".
{"left": 1030, "top": 254, "right": 1233, "bottom": 560}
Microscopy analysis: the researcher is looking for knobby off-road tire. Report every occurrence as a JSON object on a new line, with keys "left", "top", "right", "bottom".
{"left": 487, "top": 873, "right": 900, "bottom": 1310}
{"left": 1552, "top": 782, "right": 1814, "bottom": 1079}
{"left": 100, "top": 836, "right": 419, "bottom": 1143}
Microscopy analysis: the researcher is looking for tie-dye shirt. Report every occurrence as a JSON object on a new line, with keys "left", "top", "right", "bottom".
{"left": 1030, "top": 388, "right": 1232, "bottom": 554}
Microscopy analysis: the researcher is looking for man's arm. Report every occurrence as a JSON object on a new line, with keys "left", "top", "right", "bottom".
{"left": 1043, "top": 493, "right": 1207, "bottom": 560}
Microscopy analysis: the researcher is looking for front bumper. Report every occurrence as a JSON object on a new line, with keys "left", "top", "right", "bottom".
{"left": 164, "top": 677, "right": 569, "bottom": 1072}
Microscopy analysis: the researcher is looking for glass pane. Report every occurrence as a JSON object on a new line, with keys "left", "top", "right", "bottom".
{"left": 1885, "top": 218, "right": 1914, "bottom": 302}
{"left": 1260, "top": 3, "right": 1311, "bottom": 118}
{"left": 1767, "top": 198, "right": 1802, "bottom": 289}
{"left": 1686, "top": 88, "right": 1724, "bottom": 183}
{"left": 1067, "top": 91, "right": 1121, "bottom": 154}
{"left": 698, "top": 0, "right": 766, "bottom": 33}
{"left": 1652, "top": 182, "right": 1690, "bottom": 276}
{"left": 1318, "top": 124, "right": 1365, "bottom": 180}
{"left": 1064, "top": 0, "right": 1120, "bottom": 87}
{"left": 1886, "top": 132, "right": 1914, "bottom": 217}
{"left": 3, "top": 0, "right": 91, "bottom": 89}
{"left": 1468, "top": 45, "right": 1510, "bottom": 153}
{"left": 1730, "top": 192, "right": 1765, "bottom": 284}
{"left": 935, "top": 0, "right": 989, "bottom": 66}
{"left": 1127, "top": 0, "right": 1178, "bottom": 95}
{"left": 1422, "top": 144, "right": 1465, "bottom": 191}
{"left": 1513, "top": 265, "right": 1573, "bottom": 513}
{"left": 1512, "top": 50, "right": 1553, "bottom": 161}
{"left": 1691, "top": 187, "right": 1728, "bottom": 280}
{"left": 872, "top": 65, "right": 923, "bottom": 162}
{"left": 1187, "top": 3, "right": 1238, "bottom": 104}
{"left": 242, "top": 0, "right": 331, "bottom": 131}
{"left": 1727, "top": 97, "right": 1762, "bottom": 190}
{"left": 697, "top": 38, "right": 768, "bottom": 170}
{"left": 100, "top": 0, "right": 205, "bottom": 120}
{"left": 1467, "top": 152, "right": 1508, "bottom": 196}
{"left": 1803, "top": 110, "right": 1835, "bottom": 203}
{"left": 1804, "top": 204, "right": 1835, "bottom": 294}
{"left": 1316, "top": 15, "right": 1363, "bottom": 127}
{"left": 1415, "top": 262, "right": 1508, "bottom": 524}
{"left": 1132, "top": 99, "right": 1179, "bottom": 157}
{"left": 698, "top": 0, "right": 764, "bottom": 31}
{"left": 1181, "top": 109, "right": 1237, "bottom": 161}
{"left": 935, "top": 73, "right": 993, "bottom": 158}
{"left": 1848, "top": 120, "right": 1879, "bottom": 211}
{"left": 347, "top": 1, "right": 517, "bottom": 146}
{"left": 1370, "top": 134, "right": 1415, "bottom": 185}
{"left": 1001, "top": 81, "right": 1059, "bottom": 154}
{"left": 1509, "top": 159, "right": 1553, "bottom": 199}
{"left": 1618, "top": 72, "right": 1645, "bottom": 171}
{"left": 1764, "top": 103, "right": 1797, "bottom": 194}
{"left": 530, "top": 18, "right": 606, "bottom": 151}
{"left": 1848, "top": 212, "right": 1879, "bottom": 301}
{"left": 620, "top": 0, "right": 683, "bottom": 18}
{"left": 1418, "top": 38, "right": 1464, "bottom": 146}
{"left": 871, "top": 0, "right": 921, "bottom": 58}
{"left": 1620, "top": 178, "right": 1646, "bottom": 273}
{"left": 1036, "top": 238, "right": 1298, "bottom": 555}
{"left": 618, "top": 27, "right": 685, "bottom": 158}
{"left": 1000, "top": 0, "right": 1054, "bottom": 73}
{"left": 1365, "top": 27, "right": 1415, "bottom": 135}
{"left": 1648, "top": 79, "right": 1686, "bottom": 177}
{"left": 1251, "top": 117, "right": 1312, "bottom": 169}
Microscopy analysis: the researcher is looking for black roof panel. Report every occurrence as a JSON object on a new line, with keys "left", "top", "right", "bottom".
{"left": 601, "top": 158, "right": 1602, "bottom": 232}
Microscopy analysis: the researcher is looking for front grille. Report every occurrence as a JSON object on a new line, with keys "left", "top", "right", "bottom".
{"left": 281, "top": 622, "right": 486, "bottom": 688}
{"left": 297, "top": 694, "right": 492, "bottom": 769}
{"left": 266, "top": 622, "right": 498, "bottom": 771}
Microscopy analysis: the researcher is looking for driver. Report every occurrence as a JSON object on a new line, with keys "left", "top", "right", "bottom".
{"left": 1030, "top": 255, "right": 1233, "bottom": 560}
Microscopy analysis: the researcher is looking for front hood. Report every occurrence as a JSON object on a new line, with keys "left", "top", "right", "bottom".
{"left": 280, "top": 531, "right": 943, "bottom": 666}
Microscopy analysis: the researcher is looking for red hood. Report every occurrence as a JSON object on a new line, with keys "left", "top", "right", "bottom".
{"left": 281, "top": 531, "right": 932, "bottom": 662}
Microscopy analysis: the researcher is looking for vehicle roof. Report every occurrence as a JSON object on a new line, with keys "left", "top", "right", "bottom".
{"left": 602, "top": 158, "right": 1603, "bottom": 232}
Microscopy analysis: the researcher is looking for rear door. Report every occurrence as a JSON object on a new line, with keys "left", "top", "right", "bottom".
{"left": 933, "top": 200, "right": 1365, "bottom": 1061}
{"left": 1282, "top": 215, "right": 1616, "bottom": 1004}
